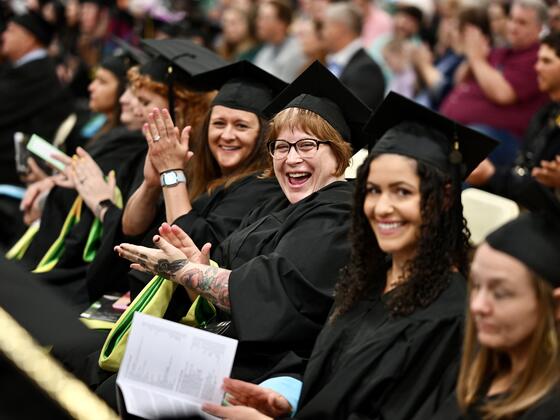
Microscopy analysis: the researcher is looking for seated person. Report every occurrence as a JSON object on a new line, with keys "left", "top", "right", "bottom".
{"left": 202, "top": 93, "right": 498, "bottom": 420}
{"left": 11, "top": 57, "right": 210, "bottom": 302}
{"left": 434, "top": 188, "right": 560, "bottom": 419}
{"left": 440, "top": 0, "right": 549, "bottom": 166}
{"left": 115, "top": 61, "right": 286, "bottom": 297}
{"left": 413, "top": 6, "right": 487, "bottom": 110}
{"left": 20, "top": 52, "right": 132, "bottom": 227}
{"left": 0, "top": 11, "right": 74, "bottom": 247}
{"left": 467, "top": 33, "right": 560, "bottom": 210}
{"left": 97, "top": 61, "right": 371, "bottom": 409}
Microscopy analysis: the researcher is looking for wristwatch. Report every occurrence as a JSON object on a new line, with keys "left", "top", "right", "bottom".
{"left": 160, "top": 169, "right": 186, "bottom": 187}
{"left": 95, "top": 198, "right": 115, "bottom": 219}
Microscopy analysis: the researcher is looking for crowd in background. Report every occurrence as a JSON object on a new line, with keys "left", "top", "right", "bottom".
{"left": 1, "top": 0, "right": 560, "bottom": 419}
{"left": 1, "top": 0, "right": 560, "bottom": 171}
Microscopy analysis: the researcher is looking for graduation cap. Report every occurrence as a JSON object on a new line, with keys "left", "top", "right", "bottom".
{"left": 140, "top": 38, "right": 227, "bottom": 80}
{"left": 112, "top": 37, "right": 150, "bottom": 66}
{"left": 139, "top": 38, "right": 227, "bottom": 121}
{"left": 190, "top": 60, "right": 287, "bottom": 117}
{"left": 263, "top": 61, "right": 372, "bottom": 152}
{"left": 99, "top": 38, "right": 149, "bottom": 83}
{"left": 366, "top": 91, "right": 498, "bottom": 179}
{"left": 486, "top": 186, "right": 560, "bottom": 287}
{"left": 11, "top": 11, "right": 54, "bottom": 46}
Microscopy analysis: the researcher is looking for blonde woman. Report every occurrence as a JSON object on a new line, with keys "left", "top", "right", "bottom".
{"left": 435, "top": 193, "right": 560, "bottom": 419}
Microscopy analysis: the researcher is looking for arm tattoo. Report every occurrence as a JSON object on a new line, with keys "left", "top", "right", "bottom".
{"left": 179, "top": 265, "right": 231, "bottom": 313}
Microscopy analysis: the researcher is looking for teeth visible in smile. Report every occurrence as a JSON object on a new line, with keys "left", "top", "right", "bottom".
{"left": 287, "top": 173, "right": 309, "bottom": 178}
{"left": 221, "top": 146, "right": 239, "bottom": 150}
{"left": 378, "top": 222, "right": 403, "bottom": 229}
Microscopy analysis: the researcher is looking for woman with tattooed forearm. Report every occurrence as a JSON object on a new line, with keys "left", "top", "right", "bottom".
{"left": 101, "top": 63, "right": 371, "bottom": 413}
{"left": 115, "top": 228, "right": 232, "bottom": 312}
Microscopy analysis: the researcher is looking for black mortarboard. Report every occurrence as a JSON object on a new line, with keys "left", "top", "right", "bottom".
{"left": 140, "top": 38, "right": 227, "bottom": 81}
{"left": 138, "top": 57, "right": 169, "bottom": 84}
{"left": 139, "top": 38, "right": 227, "bottom": 121}
{"left": 100, "top": 38, "right": 149, "bottom": 83}
{"left": 263, "top": 61, "right": 372, "bottom": 152}
{"left": 191, "top": 60, "right": 287, "bottom": 117}
{"left": 366, "top": 91, "right": 498, "bottom": 178}
{"left": 112, "top": 37, "right": 149, "bottom": 67}
{"left": 12, "top": 11, "right": 54, "bottom": 46}
{"left": 486, "top": 186, "right": 560, "bottom": 286}
{"left": 99, "top": 55, "right": 128, "bottom": 82}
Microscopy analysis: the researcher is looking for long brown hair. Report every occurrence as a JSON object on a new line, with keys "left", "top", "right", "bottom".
{"left": 457, "top": 270, "right": 560, "bottom": 419}
{"left": 331, "top": 148, "right": 470, "bottom": 320}
{"left": 186, "top": 106, "right": 270, "bottom": 200}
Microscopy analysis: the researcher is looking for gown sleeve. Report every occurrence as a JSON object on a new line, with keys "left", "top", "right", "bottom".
{"left": 172, "top": 177, "right": 280, "bottom": 248}
{"left": 225, "top": 200, "right": 352, "bottom": 382}
{"left": 228, "top": 201, "right": 351, "bottom": 343}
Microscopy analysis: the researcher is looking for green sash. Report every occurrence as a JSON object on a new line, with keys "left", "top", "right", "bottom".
{"left": 33, "top": 196, "right": 83, "bottom": 273}
{"left": 33, "top": 185, "right": 123, "bottom": 274}
{"left": 98, "top": 274, "right": 216, "bottom": 372}
{"left": 6, "top": 220, "right": 41, "bottom": 260}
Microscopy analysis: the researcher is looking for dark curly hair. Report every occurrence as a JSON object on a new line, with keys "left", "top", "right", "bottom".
{"left": 331, "top": 149, "right": 471, "bottom": 320}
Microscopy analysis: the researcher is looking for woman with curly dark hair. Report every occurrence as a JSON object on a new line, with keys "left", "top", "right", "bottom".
{"left": 201, "top": 92, "right": 498, "bottom": 420}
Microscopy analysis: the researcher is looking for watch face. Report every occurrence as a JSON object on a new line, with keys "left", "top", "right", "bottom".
{"left": 163, "top": 172, "right": 177, "bottom": 185}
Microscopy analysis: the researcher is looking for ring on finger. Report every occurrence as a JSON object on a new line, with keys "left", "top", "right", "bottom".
{"left": 153, "top": 135, "right": 161, "bottom": 142}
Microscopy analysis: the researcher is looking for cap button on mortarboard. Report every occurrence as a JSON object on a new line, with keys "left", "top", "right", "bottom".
{"left": 449, "top": 140, "right": 463, "bottom": 165}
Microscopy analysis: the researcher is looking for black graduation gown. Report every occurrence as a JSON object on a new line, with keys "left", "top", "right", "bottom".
{"left": 93, "top": 181, "right": 353, "bottom": 409}
{"left": 173, "top": 174, "right": 282, "bottom": 248}
{"left": 292, "top": 272, "right": 466, "bottom": 420}
{"left": 0, "top": 56, "right": 74, "bottom": 185}
{"left": 213, "top": 181, "right": 354, "bottom": 383}
{"left": 122, "top": 173, "right": 283, "bottom": 299}
{"left": 22, "top": 128, "right": 147, "bottom": 306}
{"left": 433, "top": 387, "right": 560, "bottom": 420}
{"left": 0, "top": 57, "right": 74, "bottom": 248}
{"left": 484, "top": 101, "right": 560, "bottom": 210}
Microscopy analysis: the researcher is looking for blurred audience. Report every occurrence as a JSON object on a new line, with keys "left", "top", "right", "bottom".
{"left": 352, "top": 0, "right": 393, "bottom": 46}
{"left": 467, "top": 33, "right": 560, "bottom": 210}
{"left": 215, "top": 5, "right": 259, "bottom": 61}
{"left": 252, "top": 0, "right": 306, "bottom": 81}
{"left": 441, "top": 0, "right": 549, "bottom": 166}
{"left": 488, "top": 0, "right": 511, "bottom": 47}
{"left": 323, "top": 2, "right": 385, "bottom": 110}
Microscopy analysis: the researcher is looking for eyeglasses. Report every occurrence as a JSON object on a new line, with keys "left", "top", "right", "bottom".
{"left": 267, "top": 138, "right": 330, "bottom": 160}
